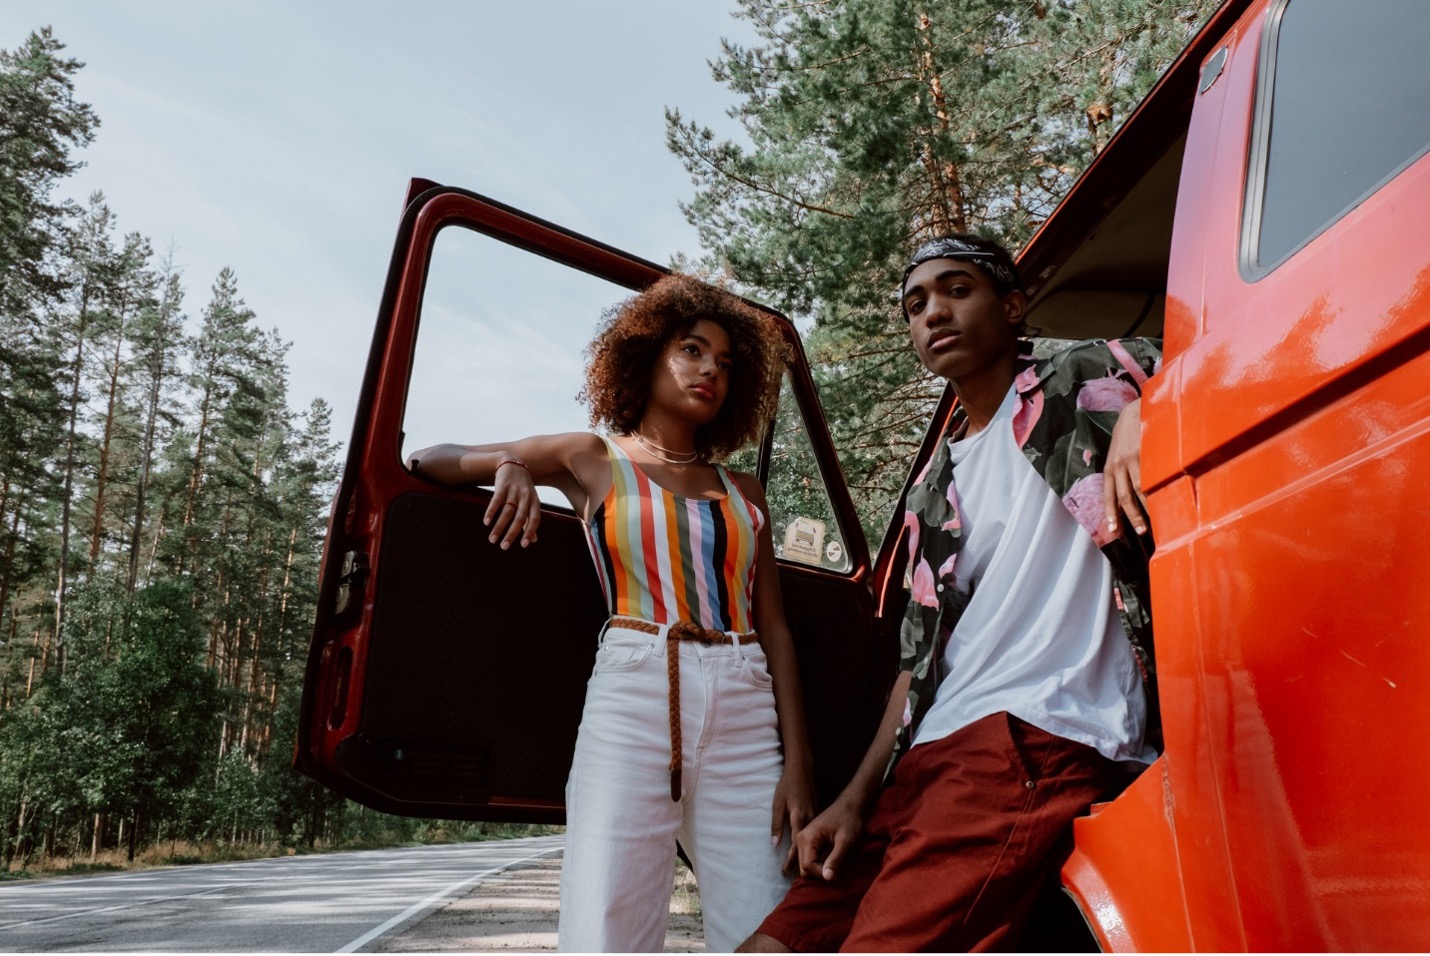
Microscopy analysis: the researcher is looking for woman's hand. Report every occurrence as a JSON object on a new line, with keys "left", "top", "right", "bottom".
{"left": 1103, "top": 398, "right": 1149, "bottom": 538}
{"left": 484, "top": 459, "right": 541, "bottom": 548}
{"left": 772, "top": 760, "right": 816, "bottom": 874}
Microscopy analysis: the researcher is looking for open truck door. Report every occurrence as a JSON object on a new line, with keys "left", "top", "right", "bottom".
{"left": 295, "top": 183, "right": 892, "bottom": 822}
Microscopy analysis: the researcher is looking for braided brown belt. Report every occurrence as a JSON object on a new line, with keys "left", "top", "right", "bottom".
{"left": 608, "top": 616, "right": 761, "bottom": 801}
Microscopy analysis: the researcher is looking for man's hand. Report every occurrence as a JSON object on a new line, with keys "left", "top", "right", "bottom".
{"left": 796, "top": 794, "right": 864, "bottom": 882}
{"left": 1103, "top": 398, "right": 1149, "bottom": 538}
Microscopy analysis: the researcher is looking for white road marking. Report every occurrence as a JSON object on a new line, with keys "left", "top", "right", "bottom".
{"left": 335, "top": 845, "right": 562, "bottom": 953}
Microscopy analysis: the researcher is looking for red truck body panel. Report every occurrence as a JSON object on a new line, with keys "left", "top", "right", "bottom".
{"left": 1046, "top": 1, "right": 1430, "bottom": 948}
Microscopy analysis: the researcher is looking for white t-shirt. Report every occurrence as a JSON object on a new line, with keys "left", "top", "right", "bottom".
{"left": 911, "top": 386, "right": 1156, "bottom": 765}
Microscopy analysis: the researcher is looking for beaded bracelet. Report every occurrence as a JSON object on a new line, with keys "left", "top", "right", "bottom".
{"left": 496, "top": 458, "right": 530, "bottom": 475}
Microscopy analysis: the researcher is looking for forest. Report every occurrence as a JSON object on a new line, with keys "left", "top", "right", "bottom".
{"left": 1, "top": 0, "right": 1215, "bottom": 873}
{"left": 0, "top": 28, "right": 517, "bottom": 874}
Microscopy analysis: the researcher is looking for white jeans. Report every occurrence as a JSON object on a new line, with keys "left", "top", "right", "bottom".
{"left": 557, "top": 621, "right": 790, "bottom": 953}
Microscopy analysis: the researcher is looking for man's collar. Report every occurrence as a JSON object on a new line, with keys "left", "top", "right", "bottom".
{"left": 942, "top": 345, "right": 1044, "bottom": 438}
{"left": 1012, "top": 347, "right": 1046, "bottom": 393}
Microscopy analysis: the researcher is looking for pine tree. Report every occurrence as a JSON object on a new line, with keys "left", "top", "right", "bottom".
{"left": 0, "top": 334, "right": 65, "bottom": 706}
{"left": 667, "top": 0, "right": 1216, "bottom": 536}
{"left": 0, "top": 27, "right": 97, "bottom": 695}
{"left": 0, "top": 27, "right": 97, "bottom": 326}
{"left": 125, "top": 255, "right": 185, "bottom": 595}
{"left": 259, "top": 397, "right": 339, "bottom": 757}
{"left": 171, "top": 267, "right": 260, "bottom": 578}
{"left": 86, "top": 231, "right": 156, "bottom": 575}
{"left": 206, "top": 329, "right": 290, "bottom": 762}
{"left": 49, "top": 193, "right": 121, "bottom": 674}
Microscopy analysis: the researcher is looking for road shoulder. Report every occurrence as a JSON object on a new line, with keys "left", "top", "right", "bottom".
{"left": 375, "top": 853, "right": 703, "bottom": 952}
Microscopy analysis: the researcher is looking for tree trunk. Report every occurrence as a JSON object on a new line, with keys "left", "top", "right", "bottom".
{"left": 0, "top": 495, "right": 24, "bottom": 637}
{"left": 2, "top": 612, "right": 18, "bottom": 709}
{"left": 54, "top": 282, "right": 95, "bottom": 676}
{"left": 143, "top": 500, "right": 169, "bottom": 588}
{"left": 914, "top": 12, "right": 968, "bottom": 235}
{"left": 8, "top": 796, "right": 27, "bottom": 869}
{"left": 89, "top": 311, "right": 129, "bottom": 568}
{"left": 126, "top": 809, "right": 139, "bottom": 863}
{"left": 128, "top": 271, "right": 180, "bottom": 595}
{"left": 16, "top": 797, "right": 34, "bottom": 869}
{"left": 177, "top": 385, "right": 215, "bottom": 576}
{"left": 127, "top": 355, "right": 164, "bottom": 595}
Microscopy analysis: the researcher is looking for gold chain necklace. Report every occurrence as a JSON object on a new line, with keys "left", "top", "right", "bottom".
{"left": 632, "top": 431, "right": 699, "bottom": 465}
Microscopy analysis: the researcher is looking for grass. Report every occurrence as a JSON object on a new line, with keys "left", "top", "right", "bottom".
{"left": 2, "top": 823, "right": 566, "bottom": 882}
{"left": 670, "top": 858, "right": 702, "bottom": 919}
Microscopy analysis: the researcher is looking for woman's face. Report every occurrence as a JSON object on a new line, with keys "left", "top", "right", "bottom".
{"left": 647, "top": 318, "right": 733, "bottom": 425}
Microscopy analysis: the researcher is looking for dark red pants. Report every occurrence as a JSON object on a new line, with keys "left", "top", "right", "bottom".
{"left": 756, "top": 712, "right": 1125, "bottom": 952}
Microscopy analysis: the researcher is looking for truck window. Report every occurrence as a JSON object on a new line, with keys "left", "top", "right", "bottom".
{"left": 401, "top": 225, "right": 626, "bottom": 505}
{"left": 1244, "top": 0, "right": 1430, "bottom": 275}
{"left": 728, "top": 372, "right": 855, "bottom": 574}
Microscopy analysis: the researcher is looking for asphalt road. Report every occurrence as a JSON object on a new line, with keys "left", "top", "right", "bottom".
{"left": 0, "top": 835, "right": 564, "bottom": 952}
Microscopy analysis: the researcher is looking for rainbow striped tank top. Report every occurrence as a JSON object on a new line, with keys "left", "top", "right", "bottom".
{"left": 585, "top": 436, "right": 764, "bottom": 633}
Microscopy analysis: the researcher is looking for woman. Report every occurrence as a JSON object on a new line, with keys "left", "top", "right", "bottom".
{"left": 408, "top": 275, "right": 814, "bottom": 952}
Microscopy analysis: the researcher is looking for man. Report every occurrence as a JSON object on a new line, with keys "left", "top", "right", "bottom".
{"left": 740, "top": 235, "right": 1160, "bottom": 952}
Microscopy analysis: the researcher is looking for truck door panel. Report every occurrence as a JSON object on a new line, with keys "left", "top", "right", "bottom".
{"left": 298, "top": 185, "right": 885, "bottom": 822}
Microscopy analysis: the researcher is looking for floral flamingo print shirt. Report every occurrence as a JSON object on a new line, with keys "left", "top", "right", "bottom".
{"left": 894, "top": 337, "right": 1164, "bottom": 766}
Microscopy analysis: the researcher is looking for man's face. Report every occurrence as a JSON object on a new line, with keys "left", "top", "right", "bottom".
{"left": 902, "top": 258, "right": 1024, "bottom": 382}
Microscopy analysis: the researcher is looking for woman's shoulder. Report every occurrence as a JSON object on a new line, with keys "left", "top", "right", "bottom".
{"left": 725, "top": 468, "right": 768, "bottom": 505}
{"left": 510, "top": 431, "right": 610, "bottom": 484}
{"left": 568, "top": 431, "right": 609, "bottom": 449}
{"left": 558, "top": 431, "right": 613, "bottom": 470}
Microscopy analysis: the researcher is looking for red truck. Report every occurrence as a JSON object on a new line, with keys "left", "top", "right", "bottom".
{"left": 298, "top": 0, "right": 1430, "bottom": 948}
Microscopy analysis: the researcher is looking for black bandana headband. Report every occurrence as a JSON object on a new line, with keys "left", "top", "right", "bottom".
{"left": 900, "top": 236, "right": 1021, "bottom": 302}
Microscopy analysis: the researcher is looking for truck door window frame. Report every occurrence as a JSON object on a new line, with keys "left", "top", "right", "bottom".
{"left": 1240, "top": 0, "right": 1430, "bottom": 279}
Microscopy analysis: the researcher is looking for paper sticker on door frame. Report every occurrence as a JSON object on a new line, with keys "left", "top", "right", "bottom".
{"left": 782, "top": 516, "right": 826, "bottom": 566}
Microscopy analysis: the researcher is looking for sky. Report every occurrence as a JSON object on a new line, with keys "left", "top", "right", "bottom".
{"left": 6, "top": 2, "right": 762, "bottom": 458}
